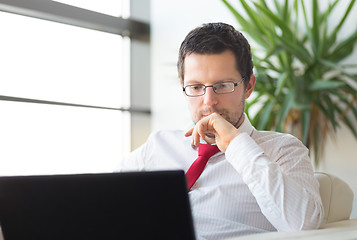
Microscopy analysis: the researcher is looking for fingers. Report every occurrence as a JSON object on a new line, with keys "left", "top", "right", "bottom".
{"left": 184, "top": 128, "right": 194, "bottom": 137}
{"left": 185, "top": 113, "right": 242, "bottom": 151}
{"left": 191, "top": 124, "right": 201, "bottom": 146}
{"left": 186, "top": 115, "right": 216, "bottom": 146}
{"left": 185, "top": 128, "right": 200, "bottom": 146}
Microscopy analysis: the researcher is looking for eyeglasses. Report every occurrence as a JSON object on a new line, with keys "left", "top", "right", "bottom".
{"left": 183, "top": 79, "right": 244, "bottom": 97}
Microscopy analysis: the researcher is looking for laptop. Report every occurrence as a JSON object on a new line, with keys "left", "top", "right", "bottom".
{"left": 0, "top": 170, "right": 196, "bottom": 240}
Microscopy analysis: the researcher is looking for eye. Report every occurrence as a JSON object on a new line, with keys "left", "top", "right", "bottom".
{"left": 190, "top": 85, "right": 204, "bottom": 91}
{"left": 215, "top": 82, "right": 231, "bottom": 89}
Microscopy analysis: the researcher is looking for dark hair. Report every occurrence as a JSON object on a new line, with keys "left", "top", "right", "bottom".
{"left": 177, "top": 22, "right": 253, "bottom": 87}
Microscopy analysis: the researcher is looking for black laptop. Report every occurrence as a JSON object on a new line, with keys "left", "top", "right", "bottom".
{"left": 0, "top": 170, "right": 196, "bottom": 240}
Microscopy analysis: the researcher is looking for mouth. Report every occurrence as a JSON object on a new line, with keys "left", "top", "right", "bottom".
{"left": 202, "top": 112, "right": 224, "bottom": 118}
{"left": 197, "top": 108, "right": 227, "bottom": 123}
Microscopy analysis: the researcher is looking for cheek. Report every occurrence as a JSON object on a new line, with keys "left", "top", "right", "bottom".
{"left": 186, "top": 98, "right": 202, "bottom": 121}
{"left": 187, "top": 97, "right": 201, "bottom": 111}
{"left": 231, "top": 89, "right": 246, "bottom": 103}
{"left": 222, "top": 92, "right": 241, "bottom": 105}
{"left": 222, "top": 93, "right": 245, "bottom": 116}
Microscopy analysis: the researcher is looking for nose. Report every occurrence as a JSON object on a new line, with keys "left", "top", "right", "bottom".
{"left": 203, "top": 86, "right": 218, "bottom": 106}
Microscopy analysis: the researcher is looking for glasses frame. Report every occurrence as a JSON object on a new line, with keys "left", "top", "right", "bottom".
{"left": 182, "top": 78, "right": 244, "bottom": 97}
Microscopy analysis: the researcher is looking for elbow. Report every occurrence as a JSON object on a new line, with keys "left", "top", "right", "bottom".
{"left": 288, "top": 200, "right": 325, "bottom": 232}
{"left": 301, "top": 202, "right": 324, "bottom": 230}
{"left": 273, "top": 198, "right": 324, "bottom": 232}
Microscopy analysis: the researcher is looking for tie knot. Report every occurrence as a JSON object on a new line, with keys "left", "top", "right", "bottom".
{"left": 198, "top": 143, "right": 220, "bottom": 158}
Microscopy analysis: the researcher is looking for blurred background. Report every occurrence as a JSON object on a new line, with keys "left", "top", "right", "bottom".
{"left": 0, "top": 0, "right": 356, "bottom": 217}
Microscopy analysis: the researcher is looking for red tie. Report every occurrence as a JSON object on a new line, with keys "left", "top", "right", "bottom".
{"left": 186, "top": 143, "right": 220, "bottom": 190}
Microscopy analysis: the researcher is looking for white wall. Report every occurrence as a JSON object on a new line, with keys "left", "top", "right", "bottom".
{"left": 151, "top": 0, "right": 241, "bottom": 131}
{"left": 318, "top": 119, "right": 357, "bottom": 218}
{"left": 150, "top": 0, "right": 357, "bottom": 218}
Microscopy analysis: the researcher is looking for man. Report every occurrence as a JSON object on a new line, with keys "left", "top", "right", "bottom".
{"left": 119, "top": 23, "right": 323, "bottom": 240}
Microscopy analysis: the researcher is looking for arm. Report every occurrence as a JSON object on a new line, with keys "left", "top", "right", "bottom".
{"left": 226, "top": 133, "right": 324, "bottom": 231}
{"left": 186, "top": 113, "right": 324, "bottom": 231}
{"left": 115, "top": 135, "right": 152, "bottom": 172}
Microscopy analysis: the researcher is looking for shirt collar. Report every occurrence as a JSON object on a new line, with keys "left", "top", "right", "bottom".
{"left": 237, "top": 113, "right": 254, "bottom": 136}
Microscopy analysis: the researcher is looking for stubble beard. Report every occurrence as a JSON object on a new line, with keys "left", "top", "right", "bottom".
{"left": 192, "top": 99, "right": 246, "bottom": 138}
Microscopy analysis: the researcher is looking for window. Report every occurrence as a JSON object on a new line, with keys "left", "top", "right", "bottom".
{"left": 0, "top": 0, "right": 150, "bottom": 175}
{"left": 53, "top": 0, "right": 130, "bottom": 18}
{"left": 1, "top": 11, "right": 130, "bottom": 108}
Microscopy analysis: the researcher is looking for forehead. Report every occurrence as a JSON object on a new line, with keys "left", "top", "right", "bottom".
{"left": 183, "top": 50, "right": 241, "bottom": 85}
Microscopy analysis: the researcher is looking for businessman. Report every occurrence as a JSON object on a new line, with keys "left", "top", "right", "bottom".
{"left": 119, "top": 22, "right": 323, "bottom": 240}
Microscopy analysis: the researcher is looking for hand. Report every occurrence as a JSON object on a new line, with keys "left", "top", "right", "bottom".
{"left": 185, "top": 113, "right": 241, "bottom": 152}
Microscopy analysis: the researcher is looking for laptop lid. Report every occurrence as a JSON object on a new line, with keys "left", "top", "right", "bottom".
{"left": 0, "top": 170, "right": 196, "bottom": 240}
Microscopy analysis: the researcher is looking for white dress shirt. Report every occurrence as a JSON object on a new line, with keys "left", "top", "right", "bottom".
{"left": 118, "top": 116, "right": 324, "bottom": 240}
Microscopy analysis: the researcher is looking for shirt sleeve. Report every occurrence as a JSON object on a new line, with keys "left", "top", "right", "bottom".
{"left": 225, "top": 132, "right": 324, "bottom": 231}
{"left": 115, "top": 133, "right": 154, "bottom": 172}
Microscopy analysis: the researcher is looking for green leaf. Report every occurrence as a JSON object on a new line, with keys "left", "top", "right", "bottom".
{"left": 330, "top": 30, "right": 357, "bottom": 62}
{"left": 319, "top": 59, "right": 357, "bottom": 82}
{"left": 240, "top": 0, "right": 269, "bottom": 37}
{"left": 276, "top": 89, "right": 295, "bottom": 132}
{"left": 221, "top": 0, "right": 250, "bottom": 30}
{"left": 320, "top": 0, "right": 339, "bottom": 54}
{"left": 334, "top": 104, "right": 357, "bottom": 138}
{"left": 222, "top": 0, "right": 357, "bottom": 166}
{"left": 321, "top": 94, "right": 339, "bottom": 131}
{"left": 221, "top": 0, "right": 269, "bottom": 47}
{"left": 300, "top": 0, "right": 315, "bottom": 53}
{"left": 275, "top": 34, "right": 312, "bottom": 63}
{"left": 274, "top": 72, "right": 288, "bottom": 96}
{"left": 329, "top": 90, "right": 357, "bottom": 120}
{"left": 309, "top": 80, "right": 345, "bottom": 91}
{"left": 312, "top": 0, "right": 320, "bottom": 54}
{"left": 253, "top": 2, "right": 294, "bottom": 39}
{"left": 327, "top": 0, "right": 356, "bottom": 45}
{"left": 257, "top": 99, "right": 277, "bottom": 130}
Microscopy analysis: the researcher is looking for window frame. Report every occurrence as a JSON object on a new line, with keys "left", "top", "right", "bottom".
{"left": 0, "top": 0, "right": 151, "bottom": 151}
{"left": 0, "top": 0, "right": 149, "bottom": 41}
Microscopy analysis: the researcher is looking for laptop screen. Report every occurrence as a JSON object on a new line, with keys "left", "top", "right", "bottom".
{"left": 0, "top": 171, "right": 196, "bottom": 240}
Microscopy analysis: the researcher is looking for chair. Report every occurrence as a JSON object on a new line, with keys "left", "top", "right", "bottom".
{"left": 234, "top": 172, "right": 357, "bottom": 239}
{"left": 315, "top": 172, "right": 354, "bottom": 226}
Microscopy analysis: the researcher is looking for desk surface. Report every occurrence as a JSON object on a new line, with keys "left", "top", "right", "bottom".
{"left": 230, "top": 219, "right": 357, "bottom": 240}
{"left": 2, "top": 219, "right": 356, "bottom": 240}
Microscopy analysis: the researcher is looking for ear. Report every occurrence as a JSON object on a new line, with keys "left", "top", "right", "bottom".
{"left": 245, "top": 74, "right": 256, "bottom": 99}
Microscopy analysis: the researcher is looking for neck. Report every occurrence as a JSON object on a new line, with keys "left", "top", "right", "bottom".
{"left": 233, "top": 112, "right": 245, "bottom": 129}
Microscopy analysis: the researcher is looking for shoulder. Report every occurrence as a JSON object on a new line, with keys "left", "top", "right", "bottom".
{"left": 148, "top": 129, "right": 187, "bottom": 141}
{"left": 251, "top": 129, "right": 309, "bottom": 163}
{"left": 119, "top": 130, "right": 189, "bottom": 171}
{"left": 252, "top": 129, "right": 305, "bottom": 148}
{"left": 146, "top": 129, "right": 190, "bottom": 146}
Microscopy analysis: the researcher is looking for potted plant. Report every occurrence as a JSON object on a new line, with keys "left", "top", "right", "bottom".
{"left": 222, "top": 0, "right": 357, "bottom": 165}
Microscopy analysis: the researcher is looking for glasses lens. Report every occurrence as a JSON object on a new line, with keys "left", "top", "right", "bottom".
{"left": 213, "top": 82, "right": 235, "bottom": 94}
{"left": 185, "top": 85, "right": 205, "bottom": 96}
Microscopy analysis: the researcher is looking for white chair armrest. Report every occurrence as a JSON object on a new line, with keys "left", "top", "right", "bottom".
{"left": 314, "top": 172, "right": 354, "bottom": 226}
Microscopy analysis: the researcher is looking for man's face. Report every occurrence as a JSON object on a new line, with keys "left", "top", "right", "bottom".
{"left": 183, "top": 50, "right": 255, "bottom": 128}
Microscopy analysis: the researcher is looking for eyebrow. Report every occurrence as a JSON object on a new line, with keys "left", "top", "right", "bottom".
{"left": 185, "top": 78, "right": 238, "bottom": 85}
